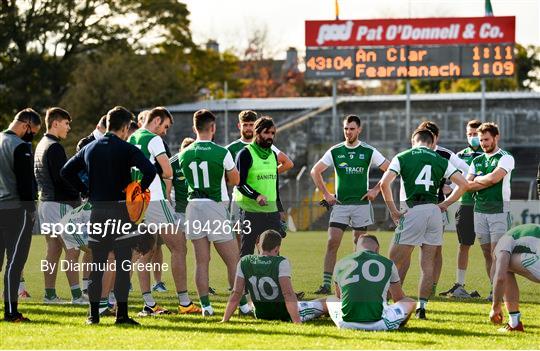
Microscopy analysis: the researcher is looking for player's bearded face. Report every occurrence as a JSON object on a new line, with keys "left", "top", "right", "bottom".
{"left": 479, "top": 132, "right": 497, "bottom": 153}
{"left": 343, "top": 122, "right": 360, "bottom": 143}
{"left": 257, "top": 127, "right": 276, "bottom": 148}
{"left": 240, "top": 122, "right": 255, "bottom": 140}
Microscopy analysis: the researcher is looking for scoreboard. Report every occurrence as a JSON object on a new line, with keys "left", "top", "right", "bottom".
{"left": 305, "top": 44, "right": 515, "bottom": 79}
{"left": 305, "top": 16, "right": 516, "bottom": 80}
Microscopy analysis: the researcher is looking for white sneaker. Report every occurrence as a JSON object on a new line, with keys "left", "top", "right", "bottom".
{"left": 43, "top": 296, "right": 67, "bottom": 304}
{"left": 202, "top": 306, "right": 214, "bottom": 317}
{"left": 72, "top": 295, "right": 89, "bottom": 305}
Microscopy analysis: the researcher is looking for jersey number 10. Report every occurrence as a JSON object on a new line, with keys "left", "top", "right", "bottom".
{"left": 248, "top": 276, "right": 279, "bottom": 300}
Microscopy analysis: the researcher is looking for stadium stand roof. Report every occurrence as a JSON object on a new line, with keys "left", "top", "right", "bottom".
{"left": 164, "top": 92, "right": 540, "bottom": 112}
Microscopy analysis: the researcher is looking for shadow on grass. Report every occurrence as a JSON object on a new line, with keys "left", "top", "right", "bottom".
{"left": 404, "top": 325, "right": 493, "bottom": 337}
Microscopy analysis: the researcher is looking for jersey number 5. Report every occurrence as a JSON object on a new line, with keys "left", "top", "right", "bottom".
{"left": 188, "top": 161, "right": 210, "bottom": 188}
{"left": 415, "top": 165, "right": 434, "bottom": 191}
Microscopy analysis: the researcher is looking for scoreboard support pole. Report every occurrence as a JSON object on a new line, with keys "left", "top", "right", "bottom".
{"left": 405, "top": 80, "right": 411, "bottom": 140}
{"left": 332, "top": 78, "right": 338, "bottom": 140}
{"left": 480, "top": 78, "right": 486, "bottom": 122}
{"left": 224, "top": 80, "right": 229, "bottom": 145}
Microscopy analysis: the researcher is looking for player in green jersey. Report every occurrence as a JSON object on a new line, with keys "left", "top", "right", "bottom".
{"left": 490, "top": 224, "right": 540, "bottom": 332}
{"left": 467, "top": 122, "right": 515, "bottom": 300}
{"left": 130, "top": 107, "right": 199, "bottom": 316}
{"left": 380, "top": 129, "right": 469, "bottom": 319}
{"left": 327, "top": 234, "right": 415, "bottom": 330}
{"left": 222, "top": 229, "right": 327, "bottom": 323}
{"left": 179, "top": 109, "right": 248, "bottom": 317}
{"left": 311, "top": 115, "right": 389, "bottom": 295}
{"left": 440, "top": 119, "right": 484, "bottom": 298}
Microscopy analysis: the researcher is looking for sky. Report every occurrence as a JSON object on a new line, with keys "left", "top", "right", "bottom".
{"left": 182, "top": 0, "right": 540, "bottom": 59}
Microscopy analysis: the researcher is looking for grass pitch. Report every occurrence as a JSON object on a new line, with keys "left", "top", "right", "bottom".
{"left": 1, "top": 231, "right": 539, "bottom": 349}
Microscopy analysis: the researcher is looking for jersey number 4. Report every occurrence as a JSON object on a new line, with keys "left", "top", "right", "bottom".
{"left": 188, "top": 161, "right": 210, "bottom": 188}
{"left": 415, "top": 165, "right": 434, "bottom": 191}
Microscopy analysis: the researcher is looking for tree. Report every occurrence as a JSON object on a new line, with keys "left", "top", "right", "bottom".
{"left": 0, "top": 0, "right": 194, "bottom": 127}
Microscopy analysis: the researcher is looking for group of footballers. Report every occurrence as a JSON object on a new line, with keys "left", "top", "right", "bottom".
{"left": 2, "top": 104, "right": 538, "bottom": 333}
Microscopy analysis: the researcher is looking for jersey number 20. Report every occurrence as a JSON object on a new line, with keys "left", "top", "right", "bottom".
{"left": 338, "top": 259, "right": 386, "bottom": 287}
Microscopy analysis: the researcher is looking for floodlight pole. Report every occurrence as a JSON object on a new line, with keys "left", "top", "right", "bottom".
{"left": 332, "top": 78, "right": 338, "bottom": 140}
{"left": 224, "top": 80, "right": 229, "bottom": 145}
{"left": 480, "top": 78, "right": 486, "bottom": 122}
{"left": 405, "top": 79, "right": 411, "bottom": 140}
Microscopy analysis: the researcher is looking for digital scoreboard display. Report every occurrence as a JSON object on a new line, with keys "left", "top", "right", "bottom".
{"left": 305, "top": 44, "right": 515, "bottom": 80}
{"left": 304, "top": 16, "right": 516, "bottom": 80}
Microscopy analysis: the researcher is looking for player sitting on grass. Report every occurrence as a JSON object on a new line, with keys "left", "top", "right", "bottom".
{"left": 489, "top": 223, "right": 540, "bottom": 332}
{"left": 326, "top": 234, "right": 415, "bottom": 331}
{"left": 222, "top": 229, "right": 327, "bottom": 323}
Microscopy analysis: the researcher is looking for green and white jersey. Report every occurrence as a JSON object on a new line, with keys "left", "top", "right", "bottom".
{"left": 457, "top": 146, "right": 483, "bottom": 205}
{"left": 496, "top": 224, "right": 540, "bottom": 255}
{"left": 170, "top": 153, "right": 188, "bottom": 213}
{"left": 333, "top": 250, "right": 400, "bottom": 323}
{"left": 320, "top": 141, "right": 386, "bottom": 205}
{"left": 468, "top": 148, "right": 514, "bottom": 214}
{"left": 237, "top": 255, "right": 291, "bottom": 321}
{"left": 128, "top": 128, "right": 167, "bottom": 201}
{"left": 226, "top": 139, "right": 281, "bottom": 162}
{"left": 178, "top": 140, "right": 235, "bottom": 203}
{"left": 389, "top": 146, "right": 457, "bottom": 207}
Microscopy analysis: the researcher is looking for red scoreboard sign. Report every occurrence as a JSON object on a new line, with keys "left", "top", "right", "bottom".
{"left": 305, "top": 16, "right": 515, "bottom": 47}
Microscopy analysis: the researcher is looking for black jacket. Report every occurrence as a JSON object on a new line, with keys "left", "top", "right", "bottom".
{"left": 76, "top": 133, "right": 96, "bottom": 152}
{"left": 34, "top": 134, "right": 80, "bottom": 205}
{"left": 61, "top": 133, "right": 156, "bottom": 204}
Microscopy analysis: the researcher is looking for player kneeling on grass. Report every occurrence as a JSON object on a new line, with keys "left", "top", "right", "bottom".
{"left": 489, "top": 223, "right": 540, "bottom": 332}
{"left": 326, "top": 234, "right": 415, "bottom": 331}
{"left": 222, "top": 230, "right": 327, "bottom": 323}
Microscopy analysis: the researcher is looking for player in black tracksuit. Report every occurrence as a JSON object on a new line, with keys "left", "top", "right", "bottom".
{"left": 61, "top": 106, "right": 156, "bottom": 325}
{"left": 0, "top": 109, "right": 41, "bottom": 322}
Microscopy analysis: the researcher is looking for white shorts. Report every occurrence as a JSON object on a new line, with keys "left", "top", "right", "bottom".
{"left": 145, "top": 200, "right": 176, "bottom": 225}
{"left": 329, "top": 204, "right": 374, "bottom": 229}
{"left": 185, "top": 200, "right": 234, "bottom": 243}
{"left": 393, "top": 204, "right": 443, "bottom": 246}
{"left": 174, "top": 212, "right": 186, "bottom": 227}
{"left": 39, "top": 202, "right": 73, "bottom": 236}
{"left": 59, "top": 203, "right": 91, "bottom": 250}
{"left": 521, "top": 253, "right": 540, "bottom": 281}
{"left": 327, "top": 300, "right": 407, "bottom": 331}
{"left": 474, "top": 212, "right": 511, "bottom": 245}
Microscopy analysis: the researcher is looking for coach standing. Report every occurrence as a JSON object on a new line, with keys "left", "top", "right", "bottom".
{"left": 61, "top": 106, "right": 156, "bottom": 325}
{"left": 0, "top": 108, "right": 42, "bottom": 322}
{"left": 235, "top": 116, "right": 284, "bottom": 256}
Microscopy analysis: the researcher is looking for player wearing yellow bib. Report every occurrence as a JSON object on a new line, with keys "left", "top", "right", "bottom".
{"left": 380, "top": 129, "right": 469, "bottom": 319}
{"left": 327, "top": 234, "right": 415, "bottom": 331}
{"left": 490, "top": 224, "right": 540, "bottom": 332}
{"left": 311, "top": 115, "right": 389, "bottom": 295}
